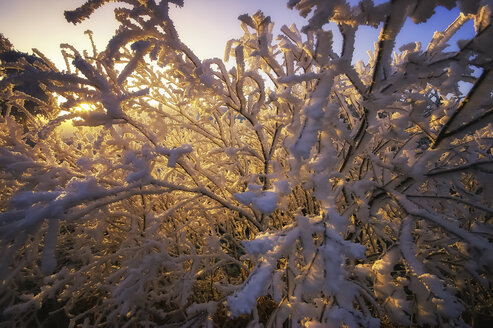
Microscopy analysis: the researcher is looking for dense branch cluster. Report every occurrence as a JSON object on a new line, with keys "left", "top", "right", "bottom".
{"left": 1, "top": 0, "right": 492, "bottom": 327}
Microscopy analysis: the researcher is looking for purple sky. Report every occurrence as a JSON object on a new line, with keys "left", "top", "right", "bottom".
{"left": 0, "top": 0, "right": 475, "bottom": 69}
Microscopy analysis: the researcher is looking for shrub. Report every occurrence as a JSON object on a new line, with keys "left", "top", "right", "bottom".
{"left": 1, "top": 0, "right": 492, "bottom": 326}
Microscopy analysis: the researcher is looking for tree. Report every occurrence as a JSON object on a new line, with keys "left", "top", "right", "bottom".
{"left": 1, "top": 0, "right": 492, "bottom": 326}
{"left": 0, "top": 34, "right": 56, "bottom": 128}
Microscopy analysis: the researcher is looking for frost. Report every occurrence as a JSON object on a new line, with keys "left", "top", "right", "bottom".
{"left": 41, "top": 219, "right": 59, "bottom": 274}
{"left": 252, "top": 192, "right": 278, "bottom": 215}
{"left": 227, "top": 262, "right": 274, "bottom": 316}
{"left": 277, "top": 72, "right": 322, "bottom": 84}
{"left": 234, "top": 190, "right": 278, "bottom": 215}
{"left": 242, "top": 232, "right": 278, "bottom": 255}
{"left": 1, "top": 0, "right": 492, "bottom": 326}
{"left": 233, "top": 191, "right": 257, "bottom": 206}
{"left": 156, "top": 144, "right": 193, "bottom": 167}
{"left": 274, "top": 179, "right": 290, "bottom": 195}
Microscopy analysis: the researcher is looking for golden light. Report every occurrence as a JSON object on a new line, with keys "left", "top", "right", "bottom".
{"left": 58, "top": 100, "right": 95, "bottom": 120}
{"left": 57, "top": 101, "right": 96, "bottom": 138}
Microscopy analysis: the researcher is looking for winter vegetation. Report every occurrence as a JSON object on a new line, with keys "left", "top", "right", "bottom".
{"left": 1, "top": 0, "right": 493, "bottom": 326}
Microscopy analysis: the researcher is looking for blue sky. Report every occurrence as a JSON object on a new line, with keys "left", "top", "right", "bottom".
{"left": 0, "top": 0, "right": 475, "bottom": 68}
{"left": 169, "top": 1, "right": 474, "bottom": 65}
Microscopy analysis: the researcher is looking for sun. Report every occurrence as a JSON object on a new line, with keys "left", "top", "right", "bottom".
{"left": 55, "top": 100, "right": 97, "bottom": 138}
{"left": 57, "top": 99, "right": 95, "bottom": 120}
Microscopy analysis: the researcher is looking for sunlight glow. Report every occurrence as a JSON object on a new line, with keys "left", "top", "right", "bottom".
{"left": 58, "top": 102, "right": 94, "bottom": 119}
{"left": 57, "top": 102, "right": 96, "bottom": 139}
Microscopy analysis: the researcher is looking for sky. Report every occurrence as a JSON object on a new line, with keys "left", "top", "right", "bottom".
{"left": 0, "top": 0, "right": 475, "bottom": 69}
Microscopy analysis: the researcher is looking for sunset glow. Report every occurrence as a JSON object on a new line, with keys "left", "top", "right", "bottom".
{"left": 0, "top": 0, "right": 475, "bottom": 67}
{"left": 1, "top": 1, "right": 491, "bottom": 327}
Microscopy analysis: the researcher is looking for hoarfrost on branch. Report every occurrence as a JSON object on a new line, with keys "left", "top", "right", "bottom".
{"left": 0, "top": 0, "right": 492, "bottom": 326}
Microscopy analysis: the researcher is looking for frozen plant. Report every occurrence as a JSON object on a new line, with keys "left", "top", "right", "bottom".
{"left": 0, "top": 0, "right": 492, "bottom": 327}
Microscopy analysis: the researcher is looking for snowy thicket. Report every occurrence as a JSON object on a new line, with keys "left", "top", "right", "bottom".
{"left": 1, "top": 0, "right": 492, "bottom": 326}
